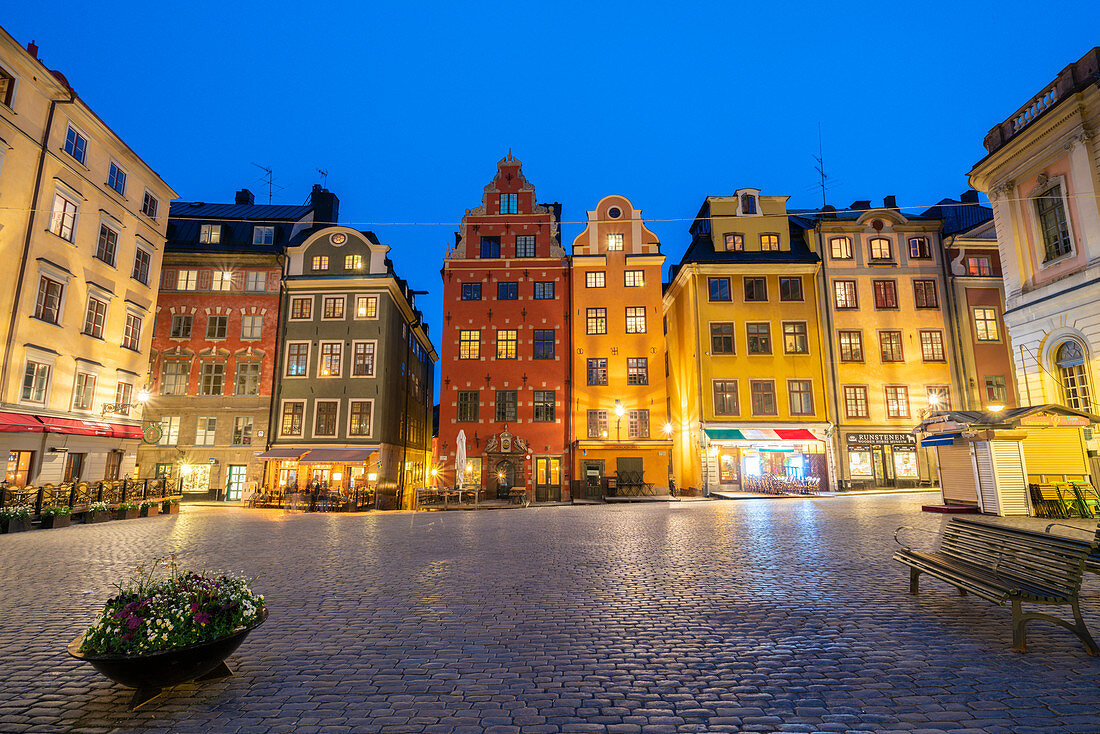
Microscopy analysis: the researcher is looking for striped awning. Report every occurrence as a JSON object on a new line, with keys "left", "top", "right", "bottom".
{"left": 705, "top": 428, "right": 821, "bottom": 442}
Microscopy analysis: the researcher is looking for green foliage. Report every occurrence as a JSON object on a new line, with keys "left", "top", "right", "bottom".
{"left": 41, "top": 506, "right": 71, "bottom": 517}
{"left": 0, "top": 504, "right": 32, "bottom": 521}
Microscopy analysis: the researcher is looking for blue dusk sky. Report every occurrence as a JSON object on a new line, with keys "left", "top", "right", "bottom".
{"left": 5, "top": 1, "right": 1099, "bottom": 382}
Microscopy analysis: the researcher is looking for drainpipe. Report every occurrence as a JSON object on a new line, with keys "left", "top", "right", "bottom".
{"left": 262, "top": 251, "right": 288, "bottom": 492}
{"left": 689, "top": 264, "right": 706, "bottom": 494}
{"left": 815, "top": 224, "right": 843, "bottom": 490}
{"left": 939, "top": 235, "right": 971, "bottom": 409}
{"left": 565, "top": 253, "right": 573, "bottom": 500}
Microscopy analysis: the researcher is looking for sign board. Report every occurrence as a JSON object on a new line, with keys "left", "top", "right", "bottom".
{"left": 1018, "top": 414, "right": 1090, "bottom": 427}
{"left": 845, "top": 432, "right": 916, "bottom": 447}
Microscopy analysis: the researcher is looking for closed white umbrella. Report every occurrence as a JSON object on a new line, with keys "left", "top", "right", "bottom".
{"left": 455, "top": 430, "right": 467, "bottom": 492}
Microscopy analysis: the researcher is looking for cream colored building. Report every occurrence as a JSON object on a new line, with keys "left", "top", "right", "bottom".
{"left": 0, "top": 28, "right": 176, "bottom": 486}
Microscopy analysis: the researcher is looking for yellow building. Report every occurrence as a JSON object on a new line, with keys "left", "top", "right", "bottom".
{"left": 0, "top": 30, "right": 177, "bottom": 486}
{"left": 570, "top": 195, "right": 672, "bottom": 498}
{"left": 664, "top": 190, "right": 833, "bottom": 494}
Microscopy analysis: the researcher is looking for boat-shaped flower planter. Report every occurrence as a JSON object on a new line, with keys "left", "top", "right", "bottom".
{"left": 68, "top": 608, "right": 267, "bottom": 709}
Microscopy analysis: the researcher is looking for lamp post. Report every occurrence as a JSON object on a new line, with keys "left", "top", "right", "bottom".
{"left": 614, "top": 400, "right": 625, "bottom": 441}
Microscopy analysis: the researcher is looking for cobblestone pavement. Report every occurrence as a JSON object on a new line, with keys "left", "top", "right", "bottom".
{"left": 2, "top": 493, "right": 1099, "bottom": 733}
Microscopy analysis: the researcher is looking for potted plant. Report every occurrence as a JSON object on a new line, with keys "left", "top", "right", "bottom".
{"left": 86, "top": 501, "right": 110, "bottom": 524}
{"left": 116, "top": 502, "right": 140, "bottom": 520}
{"left": 161, "top": 497, "right": 180, "bottom": 515}
{"left": 0, "top": 504, "right": 33, "bottom": 533}
{"left": 41, "top": 505, "right": 72, "bottom": 529}
{"left": 68, "top": 557, "right": 267, "bottom": 709}
{"left": 139, "top": 500, "right": 159, "bottom": 517}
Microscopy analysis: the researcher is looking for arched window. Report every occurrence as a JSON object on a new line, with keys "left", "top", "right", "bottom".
{"left": 1055, "top": 340, "right": 1091, "bottom": 411}
{"left": 741, "top": 194, "right": 757, "bottom": 215}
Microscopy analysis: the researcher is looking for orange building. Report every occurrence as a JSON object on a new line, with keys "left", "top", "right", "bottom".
{"left": 570, "top": 195, "right": 672, "bottom": 498}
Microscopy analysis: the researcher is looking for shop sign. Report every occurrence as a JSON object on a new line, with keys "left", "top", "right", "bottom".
{"left": 845, "top": 432, "right": 916, "bottom": 447}
{"left": 1019, "top": 414, "right": 1090, "bottom": 427}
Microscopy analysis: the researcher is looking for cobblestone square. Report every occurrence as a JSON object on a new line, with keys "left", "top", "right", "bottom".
{"left": 1, "top": 492, "right": 1098, "bottom": 733}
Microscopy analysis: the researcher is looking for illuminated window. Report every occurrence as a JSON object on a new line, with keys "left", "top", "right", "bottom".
{"left": 459, "top": 330, "right": 480, "bottom": 360}
{"left": 323, "top": 296, "right": 345, "bottom": 319}
{"left": 973, "top": 307, "right": 999, "bottom": 341}
{"left": 914, "top": 279, "right": 938, "bottom": 308}
{"left": 158, "top": 416, "right": 180, "bottom": 445}
{"left": 885, "top": 386, "right": 910, "bottom": 418}
{"left": 50, "top": 192, "right": 78, "bottom": 241}
{"left": 750, "top": 380, "right": 777, "bottom": 415}
{"left": 245, "top": 271, "right": 267, "bottom": 291}
{"left": 235, "top": 361, "right": 262, "bottom": 395}
{"left": 21, "top": 361, "right": 50, "bottom": 403}
{"left": 966, "top": 256, "right": 992, "bottom": 276}
{"left": 281, "top": 402, "right": 304, "bottom": 435}
{"left": 844, "top": 386, "right": 868, "bottom": 418}
{"left": 713, "top": 380, "right": 739, "bottom": 415}
{"left": 587, "top": 410, "right": 608, "bottom": 439}
{"left": 879, "top": 331, "right": 903, "bottom": 362}
{"left": 710, "top": 323, "right": 735, "bottom": 354}
{"left": 833, "top": 280, "right": 858, "bottom": 309}
{"left": 499, "top": 193, "right": 518, "bottom": 214}
{"left": 708, "top": 277, "right": 731, "bottom": 301}
{"left": 587, "top": 358, "right": 608, "bottom": 386}
{"left": 586, "top": 308, "right": 606, "bottom": 335}
{"left": 747, "top": 323, "right": 771, "bottom": 354}
{"left": 759, "top": 233, "right": 780, "bottom": 251}
{"left": 232, "top": 416, "right": 254, "bottom": 446}
{"left": 627, "top": 409, "right": 650, "bottom": 439}
{"left": 783, "top": 322, "right": 808, "bottom": 354}
{"left": 838, "top": 330, "right": 863, "bottom": 362}
{"left": 319, "top": 342, "right": 343, "bottom": 376}
{"left": 586, "top": 271, "right": 606, "bottom": 288}
{"left": 926, "top": 385, "right": 951, "bottom": 410}
{"left": 195, "top": 417, "right": 217, "bottom": 446}
{"left": 314, "top": 401, "right": 338, "bottom": 436}
{"left": 352, "top": 342, "right": 375, "bottom": 376}
{"left": 496, "top": 329, "right": 517, "bottom": 359}
{"left": 349, "top": 401, "right": 372, "bottom": 436}
{"left": 830, "top": 237, "right": 852, "bottom": 259}
{"left": 869, "top": 237, "right": 892, "bottom": 260}
{"left": 724, "top": 233, "right": 744, "bottom": 251}
{"left": 356, "top": 295, "right": 378, "bottom": 318}
{"left": 515, "top": 235, "right": 535, "bottom": 257}
{"left": 984, "top": 375, "right": 1008, "bottom": 403}
{"left": 252, "top": 226, "right": 275, "bottom": 245}
{"left": 311, "top": 255, "right": 329, "bottom": 271}
{"left": 286, "top": 343, "right": 309, "bottom": 376}
{"left": 1055, "top": 340, "right": 1091, "bottom": 411}
{"left": 240, "top": 314, "right": 263, "bottom": 340}
{"left": 624, "top": 270, "right": 644, "bottom": 287}
{"left": 161, "top": 359, "right": 189, "bottom": 395}
{"left": 627, "top": 357, "right": 648, "bottom": 385}
{"left": 625, "top": 307, "right": 646, "bottom": 334}
{"left": 290, "top": 297, "right": 312, "bottom": 320}
{"left": 607, "top": 233, "right": 624, "bottom": 251}
{"left": 211, "top": 270, "right": 232, "bottom": 291}
{"left": 345, "top": 254, "right": 364, "bottom": 270}
{"left": 176, "top": 269, "right": 197, "bottom": 290}
{"left": 920, "top": 330, "right": 946, "bottom": 362}
{"left": 199, "top": 224, "right": 221, "bottom": 244}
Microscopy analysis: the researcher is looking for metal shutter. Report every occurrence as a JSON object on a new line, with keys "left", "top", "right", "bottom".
{"left": 991, "top": 441, "right": 1030, "bottom": 516}
{"left": 1021, "top": 428, "right": 1087, "bottom": 476}
{"left": 974, "top": 442, "right": 998, "bottom": 515}
{"left": 937, "top": 444, "right": 978, "bottom": 505}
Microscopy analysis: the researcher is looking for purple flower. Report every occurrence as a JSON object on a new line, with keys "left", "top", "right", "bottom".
{"left": 194, "top": 612, "right": 212, "bottom": 625}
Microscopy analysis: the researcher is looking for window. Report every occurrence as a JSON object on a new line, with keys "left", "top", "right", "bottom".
{"left": 713, "top": 380, "right": 739, "bottom": 416}
{"left": 587, "top": 410, "right": 608, "bottom": 439}
{"left": 496, "top": 329, "right": 517, "bottom": 359}
{"left": 311, "top": 255, "right": 329, "bottom": 271}
{"left": 533, "top": 281, "right": 555, "bottom": 299}
{"left": 497, "top": 282, "right": 518, "bottom": 300}
{"left": 480, "top": 237, "right": 500, "bottom": 258}
{"left": 252, "top": 226, "right": 275, "bottom": 245}
{"left": 457, "top": 391, "right": 479, "bottom": 422}
{"left": 724, "top": 233, "right": 744, "bottom": 251}
{"left": 625, "top": 307, "right": 647, "bottom": 334}
{"left": 161, "top": 359, "right": 189, "bottom": 395}
{"left": 114, "top": 382, "right": 133, "bottom": 416}
{"left": 177, "top": 270, "right": 197, "bottom": 290}
{"left": 64, "top": 126, "right": 87, "bottom": 164}
{"left": 319, "top": 342, "right": 343, "bottom": 376}
{"left": 21, "top": 361, "right": 50, "bottom": 403}
{"left": 872, "top": 280, "right": 897, "bottom": 309}
{"left": 869, "top": 237, "right": 892, "bottom": 260}
{"left": 122, "top": 314, "right": 142, "bottom": 350}
{"left": 741, "top": 193, "right": 757, "bottom": 214}
{"left": 830, "top": 237, "right": 852, "bottom": 259}
{"left": 206, "top": 315, "right": 228, "bottom": 339}
{"left": 627, "top": 357, "right": 648, "bottom": 385}
{"left": 141, "top": 191, "right": 159, "bottom": 219}
{"left": 586, "top": 271, "right": 606, "bottom": 288}
{"left": 1056, "top": 340, "right": 1091, "bottom": 411}
{"left": 50, "top": 192, "right": 78, "bottom": 241}
{"left": 82, "top": 297, "right": 107, "bottom": 338}
{"left": 607, "top": 233, "right": 624, "bottom": 251}
{"left": 281, "top": 402, "right": 304, "bottom": 435}
{"left": 240, "top": 315, "right": 262, "bottom": 339}
{"left": 239, "top": 271, "right": 264, "bottom": 292}
{"left": 314, "top": 401, "right": 338, "bottom": 436}
{"left": 966, "top": 256, "right": 992, "bottom": 276}
{"left": 844, "top": 386, "right": 868, "bottom": 418}
{"left": 344, "top": 254, "right": 364, "bottom": 270}
{"left": 759, "top": 233, "right": 780, "bottom": 251}
{"left": 1036, "top": 184, "right": 1072, "bottom": 262}
{"left": 627, "top": 409, "right": 650, "bottom": 439}
{"left": 495, "top": 391, "right": 517, "bottom": 422}
{"left": 107, "top": 162, "right": 127, "bottom": 195}
{"left": 72, "top": 373, "right": 96, "bottom": 411}
{"left": 0, "top": 66, "right": 15, "bottom": 107}
{"left": 711, "top": 322, "right": 735, "bottom": 354}
{"left": 195, "top": 417, "right": 217, "bottom": 446}
{"left": 533, "top": 391, "right": 555, "bottom": 422}
{"left": 235, "top": 361, "right": 261, "bottom": 395}
{"left": 459, "top": 330, "right": 480, "bottom": 359}
{"left": 914, "top": 280, "right": 939, "bottom": 308}
{"left": 199, "top": 361, "right": 226, "bottom": 395}
{"left": 499, "top": 193, "right": 518, "bottom": 214}
{"left": 744, "top": 277, "right": 767, "bottom": 301}
{"left": 926, "top": 385, "right": 951, "bottom": 411}
{"left": 158, "top": 416, "right": 180, "bottom": 446}
{"left": 286, "top": 343, "right": 309, "bottom": 376}
{"left": 783, "top": 322, "right": 808, "bottom": 354}
{"left": 199, "top": 224, "right": 221, "bottom": 244}
{"left": 779, "top": 277, "right": 803, "bottom": 301}
{"left": 461, "top": 282, "right": 482, "bottom": 300}
{"left": 624, "top": 270, "right": 644, "bottom": 287}
{"left": 909, "top": 237, "right": 931, "bottom": 258}
{"left": 708, "top": 277, "right": 731, "bottom": 301}
{"left": 322, "top": 296, "right": 345, "bottom": 319}
{"left": 982, "top": 375, "right": 1008, "bottom": 404}
{"left": 879, "top": 331, "right": 903, "bottom": 362}
{"left": 750, "top": 380, "right": 777, "bottom": 415}
{"left": 352, "top": 342, "right": 376, "bottom": 376}
{"left": 885, "top": 386, "right": 910, "bottom": 418}
{"left": 95, "top": 225, "right": 118, "bottom": 265}
{"left": 533, "top": 329, "right": 555, "bottom": 359}
{"left": 837, "top": 330, "right": 863, "bottom": 362}
{"left": 586, "top": 308, "right": 607, "bottom": 335}
{"left": 833, "top": 280, "right": 858, "bottom": 309}
{"left": 211, "top": 270, "right": 232, "bottom": 291}
{"left": 349, "top": 401, "right": 372, "bottom": 436}
{"left": 355, "top": 295, "right": 378, "bottom": 319}
{"left": 232, "top": 416, "right": 254, "bottom": 446}
{"left": 587, "top": 358, "right": 608, "bottom": 386}
{"left": 920, "top": 330, "right": 946, "bottom": 362}
{"left": 747, "top": 323, "right": 771, "bottom": 354}
{"left": 788, "top": 380, "right": 813, "bottom": 416}
{"left": 290, "top": 297, "right": 312, "bottom": 320}
{"left": 515, "top": 235, "right": 536, "bottom": 257}
{"left": 973, "top": 307, "right": 999, "bottom": 341}
{"left": 132, "top": 249, "right": 151, "bottom": 285}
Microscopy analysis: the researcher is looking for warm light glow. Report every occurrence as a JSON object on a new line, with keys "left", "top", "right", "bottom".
{"left": 332, "top": 472, "right": 343, "bottom": 481}
{"left": 136, "top": 389, "right": 150, "bottom": 403}
{"left": 663, "top": 422, "right": 673, "bottom": 435}
{"left": 497, "top": 471, "right": 504, "bottom": 480}
{"left": 430, "top": 467, "right": 438, "bottom": 477}
{"left": 988, "top": 404, "right": 1006, "bottom": 412}
{"left": 928, "top": 395, "right": 941, "bottom": 407}
{"left": 614, "top": 400, "right": 625, "bottom": 417}
{"left": 367, "top": 472, "right": 378, "bottom": 481}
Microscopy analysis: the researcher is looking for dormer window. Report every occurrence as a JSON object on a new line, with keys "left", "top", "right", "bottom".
{"left": 723, "top": 233, "right": 744, "bottom": 251}
{"left": 760, "top": 234, "right": 780, "bottom": 251}
{"left": 199, "top": 224, "right": 221, "bottom": 244}
{"left": 499, "top": 193, "right": 518, "bottom": 214}
{"left": 869, "top": 237, "right": 892, "bottom": 260}
{"left": 312, "top": 256, "right": 329, "bottom": 271}
{"left": 741, "top": 193, "right": 757, "bottom": 215}
{"left": 253, "top": 226, "right": 275, "bottom": 245}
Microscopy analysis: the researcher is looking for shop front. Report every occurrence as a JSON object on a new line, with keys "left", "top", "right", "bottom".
{"left": 703, "top": 425, "right": 832, "bottom": 494}
{"left": 841, "top": 431, "right": 926, "bottom": 489}
{"left": 257, "top": 447, "right": 379, "bottom": 509}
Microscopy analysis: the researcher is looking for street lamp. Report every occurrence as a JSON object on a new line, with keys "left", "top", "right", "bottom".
{"left": 988, "top": 404, "right": 1006, "bottom": 413}
{"left": 615, "top": 400, "right": 625, "bottom": 441}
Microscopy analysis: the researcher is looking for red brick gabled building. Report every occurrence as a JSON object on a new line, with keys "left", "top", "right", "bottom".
{"left": 439, "top": 154, "right": 570, "bottom": 502}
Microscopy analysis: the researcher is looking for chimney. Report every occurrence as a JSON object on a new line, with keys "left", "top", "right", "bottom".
{"left": 235, "top": 188, "right": 255, "bottom": 205}
{"left": 960, "top": 190, "right": 980, "bottom": 204}
{"left": 883, "top": 195, "right": 897, "bottom": 209}
{"left": 26, "top": 40, "right": 38, "bottom": 59}
{"left": 850, "top": 200, "right": 871, "bottom": 211}
{"left": 310, "top": 184, "right": 340, "bottom": 225}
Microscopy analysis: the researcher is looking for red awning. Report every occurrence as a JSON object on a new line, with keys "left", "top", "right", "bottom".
{"left": 0, "top": 412, "right": 44, "bottom": 433}
{"left": 112, "top": 424, "right": 144, "bottom": 440}
{"left": 39, "top": 416, "right": 119, "bottom": 438}
{"left": 775, "top": 429, "right": 819, "bottom": 441}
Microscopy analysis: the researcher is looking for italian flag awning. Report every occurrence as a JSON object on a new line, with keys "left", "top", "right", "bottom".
{"left": 705, "top": 428, "right": 820, "bottom": 441}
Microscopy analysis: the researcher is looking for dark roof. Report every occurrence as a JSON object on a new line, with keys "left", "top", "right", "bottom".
{"left": 168, "top": 201, "right": 313, "bottom": 221}
{"left": 920, "top": 404, "right": 1100, "bottom": 429}
{"left": 166, "top": 200, "right": 317, "bottom": 253}
{"left": 920, "top": 198, "right": 994, "bottom": 236}
{"left": 677, "top": 217, "right": 819, "bottom": 268}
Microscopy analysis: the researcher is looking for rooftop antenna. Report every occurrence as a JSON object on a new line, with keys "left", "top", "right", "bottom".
{"left": 250, "top": 162, "right": 284, "bottom": 204}
{"left": 317, "top": 168, "right": 329, "bottom": 187}
{"left": 813, "top": 123, "right": 827, "bottom": 208}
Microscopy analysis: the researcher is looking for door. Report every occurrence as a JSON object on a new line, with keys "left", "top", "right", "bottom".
{"left": 63, "top": 453, "right": 85, "bottom": 482}
{"left": 583, "top": 460, "right": 603, "bottom": 499}
{"left": 495, "top": 460, "right": 515, "bottom": 499}
{"left": 872, "top": 446, "right": 895, "bottom": 487}
{"left": 226, "top": 465, "right": 247, "bottom": 501}
{"left": 535, "top": 457, "right": 561, "bottom": 502}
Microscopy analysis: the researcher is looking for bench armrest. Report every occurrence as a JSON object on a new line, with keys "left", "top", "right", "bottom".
{"left": 1045, "top": 522, "right": 1098, "bottom": 537}
{"left": 894, "top": 525, "right": 939, "bottom": 551}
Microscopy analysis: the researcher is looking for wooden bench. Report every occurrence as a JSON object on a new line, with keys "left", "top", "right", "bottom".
{"left": 893, "top": 517, "right": 1098, "bottom": 655}
{"left": 1045, "top": 521, "right": 1100, "bottom": 577}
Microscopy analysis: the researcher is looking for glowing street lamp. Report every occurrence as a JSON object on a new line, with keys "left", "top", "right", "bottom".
{"left": 663, "top": 422, "right": 673, "bottom": 436}
{"left": 614, "top": 400, "right": 625, "bottom": 441}
{"left": 988, "top": 404, "right": 1006, "bottom": 413}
